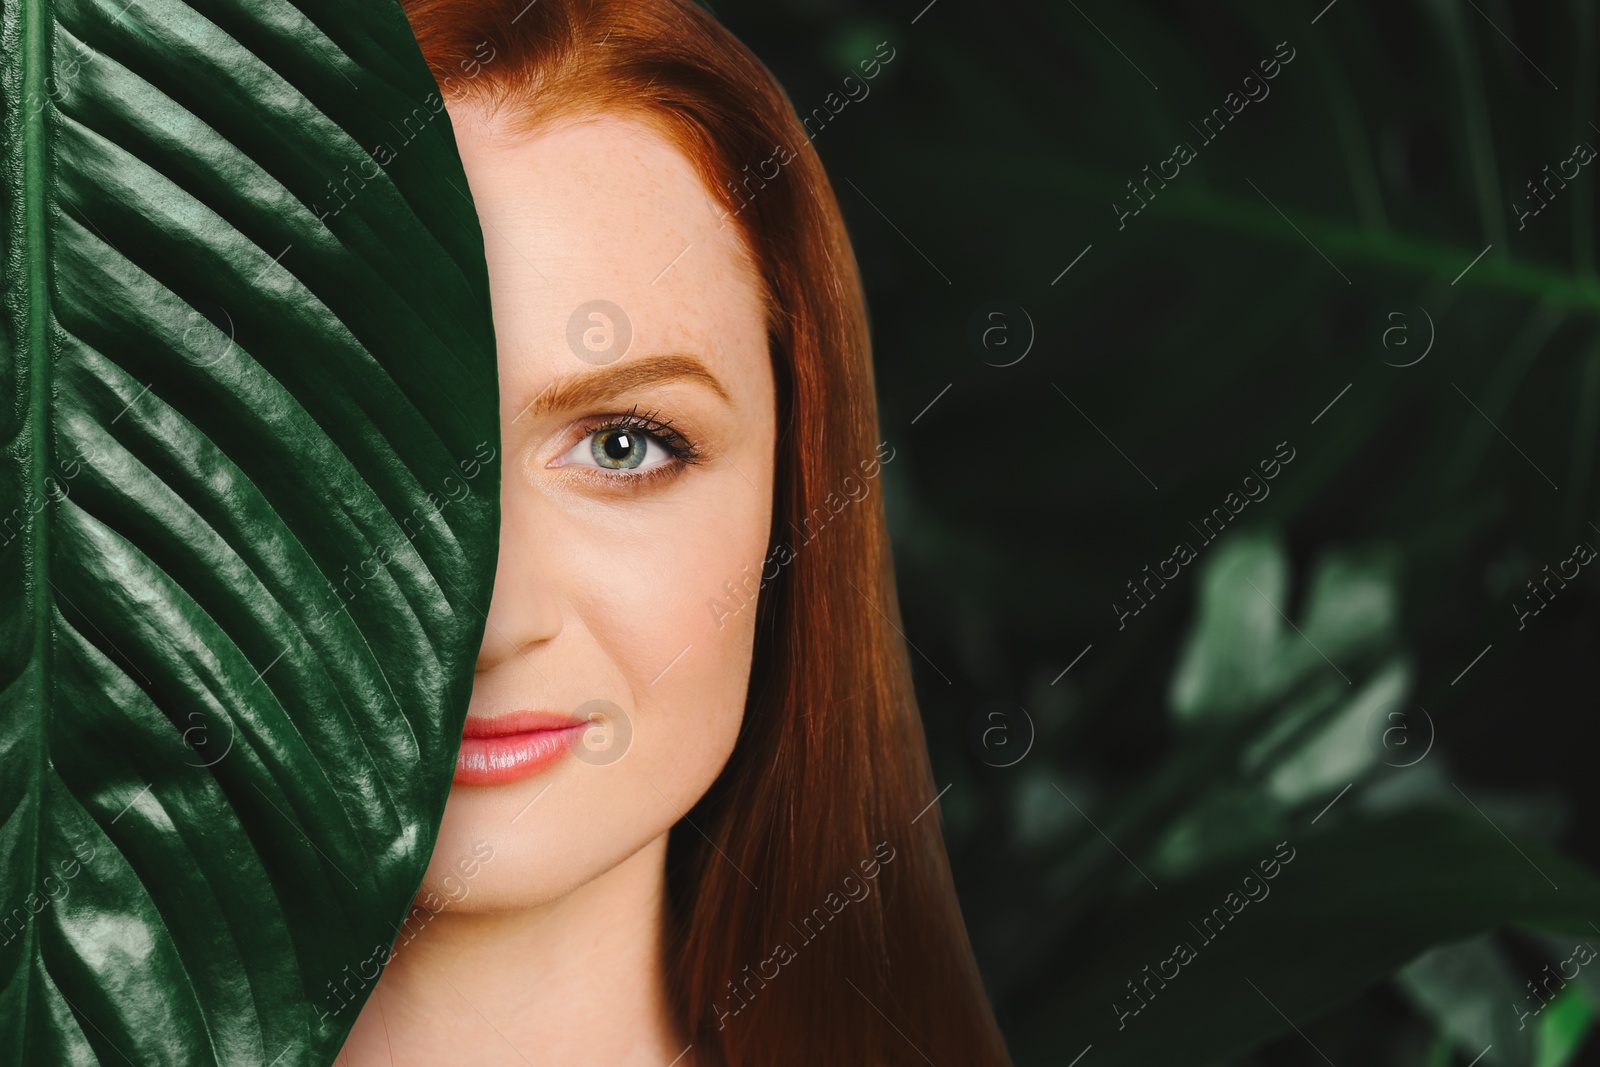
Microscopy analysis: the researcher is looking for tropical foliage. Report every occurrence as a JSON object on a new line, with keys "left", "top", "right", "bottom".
{"left": 716, "top": 0, "right": 1600, "bottom": 1062}
{"left": 0, "top": 1, "right": 498, "bottom": 1062}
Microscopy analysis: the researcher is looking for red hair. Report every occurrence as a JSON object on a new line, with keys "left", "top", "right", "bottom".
{"left": 398, "top": 1, "right": 1012, "bottom": 1062}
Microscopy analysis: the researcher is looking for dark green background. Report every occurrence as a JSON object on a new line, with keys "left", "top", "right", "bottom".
{"left": 707, "top": 1, "right": 1600, "bottom": 1063}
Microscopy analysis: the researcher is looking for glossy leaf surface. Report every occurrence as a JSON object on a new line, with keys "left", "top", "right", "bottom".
{"left": 0, "top": 0, "right": 498, "bottom": 1062}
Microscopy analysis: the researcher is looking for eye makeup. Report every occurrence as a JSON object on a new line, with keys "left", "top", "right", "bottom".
{"left": 546, "top": 403, "right": 709, "bottom": 491}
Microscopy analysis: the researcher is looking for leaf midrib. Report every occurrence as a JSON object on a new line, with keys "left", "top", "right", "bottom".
{"left": 18, "top": 0, "right": 52, "bottom": 1055}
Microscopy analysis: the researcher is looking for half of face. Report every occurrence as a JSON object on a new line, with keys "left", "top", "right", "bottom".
{"left": 420, "top": 107, "right": 777, "bottom": 911}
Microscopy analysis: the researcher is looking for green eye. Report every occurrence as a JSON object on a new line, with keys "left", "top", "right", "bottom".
{"left": 591, "top": 428, "right": 651, "bottom": 469}
{"left": 554, "top": 407, "right": 700, "bottom": 484}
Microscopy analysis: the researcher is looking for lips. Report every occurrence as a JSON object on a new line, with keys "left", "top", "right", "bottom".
{"left": 454, "top": 710, "right": 589, "bottom": 786}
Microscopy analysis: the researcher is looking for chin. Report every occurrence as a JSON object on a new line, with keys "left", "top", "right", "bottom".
{"left": 417, "top": 717, "right": 742, "bottom": 913}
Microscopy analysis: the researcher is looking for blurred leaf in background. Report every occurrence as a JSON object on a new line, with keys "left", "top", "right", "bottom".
{"left": 709, "top": 0, "right": 1600, "bottom": 1062}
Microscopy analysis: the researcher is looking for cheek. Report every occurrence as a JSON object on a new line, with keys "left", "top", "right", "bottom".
{"left": 591, "top": 488, "right": 767, "bottom": 748}
{"left": 423, "top": 477, "right": 771, "bottom": 909}
{"left": 571, "top": 482, "right": 769, "bottom": 831}
{"left": 597, "top": 512, "right": 762, "bottom": 681}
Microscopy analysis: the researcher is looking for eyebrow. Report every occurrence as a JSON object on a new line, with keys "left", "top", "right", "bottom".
{"left": 509, "top": 353, "right": 733, "bottom": 425}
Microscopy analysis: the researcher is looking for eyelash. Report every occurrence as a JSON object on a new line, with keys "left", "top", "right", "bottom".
{"left": 566, "top": 405, "right": 704, "bottom": 489}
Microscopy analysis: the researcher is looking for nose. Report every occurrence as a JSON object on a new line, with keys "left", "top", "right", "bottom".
{"left": 474, "top": 487, "right": 563, "bottom": 672}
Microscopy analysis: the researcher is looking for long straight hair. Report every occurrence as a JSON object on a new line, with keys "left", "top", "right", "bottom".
{"left": 398, "top": 1, "right": 1011, "bottom": 1061}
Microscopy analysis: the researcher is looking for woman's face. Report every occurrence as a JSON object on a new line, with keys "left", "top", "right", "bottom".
{"left": 420, "top": 108, "right": 776, "bottom": 909}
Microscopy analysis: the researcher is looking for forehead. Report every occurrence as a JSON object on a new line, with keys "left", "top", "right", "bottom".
{"left": 447, "top": 106, "right": 765, "bottom": 393}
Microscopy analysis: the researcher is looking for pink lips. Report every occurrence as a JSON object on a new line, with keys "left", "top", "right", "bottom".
{"left": 454, "top": 710, "right": 588, "bottom": 786}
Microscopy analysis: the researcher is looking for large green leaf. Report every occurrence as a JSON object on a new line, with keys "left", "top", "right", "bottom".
{"left": 0, "top": 0, "right": 498, "bottom": 1063}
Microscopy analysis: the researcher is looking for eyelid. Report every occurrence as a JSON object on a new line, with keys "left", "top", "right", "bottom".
{"left": 567, "top": 406, "right": 701, "bottom": 461}
{"left": 540, "top": 406, "right": 706, "bottom": 490}
{"left": 558, "top": 424, "right": 673, "bottom": 472}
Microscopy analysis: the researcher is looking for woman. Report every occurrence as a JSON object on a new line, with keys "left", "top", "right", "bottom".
{"left": 338, "top": 1, "right": 1011, "bottom": 1062}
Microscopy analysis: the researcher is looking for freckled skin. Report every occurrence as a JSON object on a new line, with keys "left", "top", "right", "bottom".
{"left": 339, "top": 110, "right": 774, "bottom": 1066}
{"left": 431, "top": 108, "right": 774, "bottom": 909}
